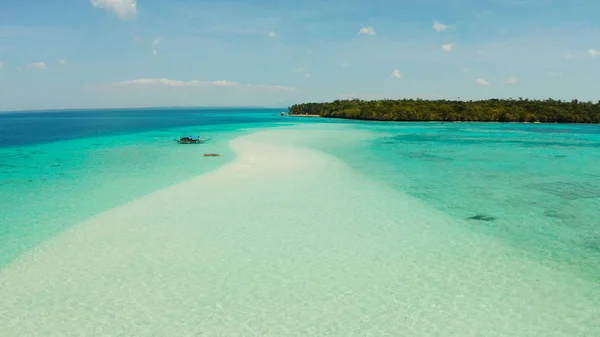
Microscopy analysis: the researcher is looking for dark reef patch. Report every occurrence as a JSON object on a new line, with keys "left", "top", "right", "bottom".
{"left": 400, "top": 152, "right": 453, "bottom": 162}
{"left": 467, "top": 214, "right": 497, "bottom": 222}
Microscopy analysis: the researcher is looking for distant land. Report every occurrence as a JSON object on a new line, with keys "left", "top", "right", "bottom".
{"left": 288, "top": 99, "right": 600, "bottom": 123}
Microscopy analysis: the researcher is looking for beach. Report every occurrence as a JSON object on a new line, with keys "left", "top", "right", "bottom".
{"left": 1, "top": 125, "right": 599, "bottom": 336}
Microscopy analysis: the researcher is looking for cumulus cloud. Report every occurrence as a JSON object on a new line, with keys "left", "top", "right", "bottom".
{"left": 305, "top": 73, "right": 312, "bottom": 79}
{"left": 341, "top": 62, "right": 351, "bottom": 68}
{"left": 589, "top": 49, "right": 600, "bottom": 57}
{"left": 565, "top": 52, "right": 577, "bottom": 60}
{"left": 152, "top": 37, "right": 162, "bottom": 46}
{"left": 113, "top": 78, "right": 296, "bottom": 91}
{"left": 357, "top": 26, "right": 376, "bottom": 36}
{"left": 461, "top": 68, "right": 469, "bottom": 72}
{"left": 391, "top": 69, "right": 402, "bottom": 79}
{"left": 152, "top": 50, "right": 157, "bottom": 56}
{"left": 91, "top": 0, "right": 137, "bottom": 19}
{"left": 433, "top": 20, "right": 449, "bottom": 32}
{"left": 442, "top": 44, "right": 453, "bottom": 52}
{"left": 476, "top": 78, "right": 490, "bottom": 86}
{"left": 268, "top": 31, "right": 278, "bottom": 38}
{"left": 28, "top": 62, "right": 46, "bottom": 70}
{"left": 60, "top": 59, "right": 67, "bottom": 65}
{"left": 504, "top": 76, "right": 518, "bottom": 85}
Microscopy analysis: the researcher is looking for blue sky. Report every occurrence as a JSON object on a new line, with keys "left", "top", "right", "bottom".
{"left": 0, "top": 0, "right": 599, "bottom": 111}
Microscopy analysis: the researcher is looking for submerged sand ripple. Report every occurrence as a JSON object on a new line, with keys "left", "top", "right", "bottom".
{"left": 1, "top": 128, "right": 598, "bottom": 336}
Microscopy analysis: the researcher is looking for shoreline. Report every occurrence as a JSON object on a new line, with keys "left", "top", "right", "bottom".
{"left": 286, "top": 114, "right": 321, "bottom": 117}
{"left": 288, "top": 114, "right": 599, "bottom": 125}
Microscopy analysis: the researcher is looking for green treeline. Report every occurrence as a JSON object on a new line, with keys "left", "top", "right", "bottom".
{"left": 288, "top": 98, "right": 600, "bottom": 123}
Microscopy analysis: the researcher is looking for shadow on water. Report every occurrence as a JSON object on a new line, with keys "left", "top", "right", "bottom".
{"left": 399, "top": 152, "right": 454, "bottom": 162}
{"left": 467, "top": 214, "right": 497, "bottom": 222}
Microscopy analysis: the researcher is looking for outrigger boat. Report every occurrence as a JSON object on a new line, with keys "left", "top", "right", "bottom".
{"left": 174, "top": 136, "right": 211, "bottom": 144}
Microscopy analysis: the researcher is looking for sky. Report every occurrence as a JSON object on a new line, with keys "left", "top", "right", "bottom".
{"left": 0, "top": 0, "right": 599, "bottom": 111}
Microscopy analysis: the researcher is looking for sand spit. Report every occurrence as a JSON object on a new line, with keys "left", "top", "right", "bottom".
{"left": 0, "top": 127, "right": 598, "bottom": 336}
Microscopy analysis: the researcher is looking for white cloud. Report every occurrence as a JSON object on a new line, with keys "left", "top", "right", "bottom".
{"left": 268, "top": 31, "right": 278, "bottom": 38}
{"left": 115, "top": 79, "right": 229, "bottom": 87}
{"left": 152, "top": 37, "right": 162, "bottom": 46}
{"left": 433, "top": 20, "right": 449, "bottom": 32}
{"left": 60, "top": 59, "right": 67, "bottom": 65}
{"left": 442, "top": 44, "right": 453, "bottom": 52}
{"left": 391, "top": 69, "right": 402, "bottom": 79}
{"left": 305, "top": 73, "right": 312, "bottom": 79}
{"left": 91, "top": 0, "right": 137, "bottom": 19}
{"left": 28, "top": 62, "right": 46, "bottom": 70}
{"left": 589, "top": 49, "right": 600, "bottom": 57}
{"left": 476, "top": 78, "right": 490, "bottom": 86}
{"left": 476, "top": 50, "right": 485, "bottom": 55}
{"left": 357, "top": 26, "right": 376, "bottom": 36}
{"left": 547, "top": 71, "right": 563, "bottom": 78}
{"left": 341, "top": 62, "right": 351, "bottom": 68}
{"left": 152, "top": 49, "right": 157, "bottom": 56}
{"left": 461, "top": 68, "right": 469, "bottom": 72}
{"left": 504, "top": 76, "right": 518, "bottom": 85}
{"left": 113, "top": 78, "right": 296, "bottom": 91}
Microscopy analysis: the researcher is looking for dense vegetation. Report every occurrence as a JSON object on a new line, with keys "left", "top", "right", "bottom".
{"left": 288, "top": 99, "right": 600, "bottom": 123}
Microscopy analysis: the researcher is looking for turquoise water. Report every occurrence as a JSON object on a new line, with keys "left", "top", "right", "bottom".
{"left": 0, "top": 109, "right": 299, "bottom": 266}
{"left": 324, "top": 122, "right": 600, "bottom": 282}
{"left": 1, "top": 110, "right": 599, "bottom": 335}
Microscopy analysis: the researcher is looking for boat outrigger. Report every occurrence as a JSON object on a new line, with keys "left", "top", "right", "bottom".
{"left": 174, "top": 136, "right": 211, "bottom": 144}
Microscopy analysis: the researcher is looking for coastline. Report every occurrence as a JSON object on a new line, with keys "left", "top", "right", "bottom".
{"left": 1, "top": 125, "right": 598, "bottom": 336}
{"left": 288, "top": 114, "right": 591, "bottom": 125}
{"left": 286, "top": 114, "right": 321, "bottom": 117}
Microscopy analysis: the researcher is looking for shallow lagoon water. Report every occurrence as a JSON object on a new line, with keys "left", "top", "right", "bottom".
{"left": 322, "top": 122, "right": 600, "bottom": 282}
{"left": 0, "top": 110, "right": 599, "bottom": 335}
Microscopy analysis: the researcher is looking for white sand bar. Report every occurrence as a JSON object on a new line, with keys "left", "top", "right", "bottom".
{"left": 1, "top": 127, "right": 598, "bottom": 336}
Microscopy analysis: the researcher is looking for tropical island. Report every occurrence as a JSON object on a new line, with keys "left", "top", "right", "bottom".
{"left": 288, "top": 98, "right": 600, "bottom": 123}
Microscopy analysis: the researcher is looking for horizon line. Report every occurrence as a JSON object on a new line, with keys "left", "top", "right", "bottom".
{"left": 0, "top": 105, "right": 289, "bottom": 114}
